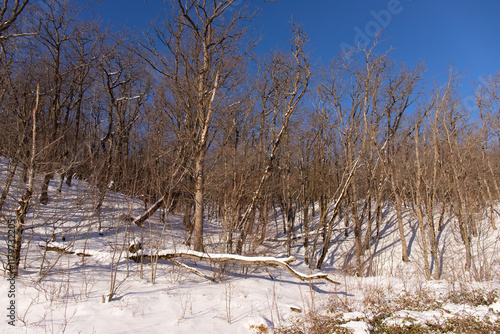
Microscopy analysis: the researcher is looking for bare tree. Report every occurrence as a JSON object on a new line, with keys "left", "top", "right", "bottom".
{"left": 27, "top": 0, "right": 94, "bottom": 205}
{"left": 141, "top": 0, "right": 252, "bottom": 252}
{"left": 0, "top": 36, "right": 34, "bottom": 213}
{"left": 235, "top": 24, "right": 311, "bottom": 255}
{"left": 319, "top": 37, "right": 424, "bottom": 274}
{"left": 12, "top": 85, "right": 38, "bottom": 277}
{"left": 476, "top": 74, "right": 500, "bottom": 230}
{"left": 438, "top": 69, "right": 476, "bottom": 271}
{"left": 408, "top": 111, "right": 432, "bottom": 280}
{"left": 93, "top": 34, "right": 150, "bottom": 229}
{"left": 0, "top": 0, "right": 30, "bottom": 40}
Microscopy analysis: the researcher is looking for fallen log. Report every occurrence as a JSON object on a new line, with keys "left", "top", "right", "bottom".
{"left": 40, "top": 243, "right": 340, "bottom": 284}
{"left": 39, "top": 242, "right": 74, "bottom": 255}
{"left": 129, "top": 250, "right": 340, "bottom": 284}
{"left": 43, "top": 245, "right": 74, "bottom": 255}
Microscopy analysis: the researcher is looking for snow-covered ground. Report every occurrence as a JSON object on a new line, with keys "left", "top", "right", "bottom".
{"left": 1, "top": 157, "right": 499, "bottom": 333}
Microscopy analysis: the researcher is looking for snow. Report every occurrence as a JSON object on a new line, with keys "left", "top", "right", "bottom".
{"left": 340, "top": 321, "right": 372, "bottom": 334}
{"left": 342, "top": 311, "right": 365, "bottom": 321}
{"left": 383, "top": 309, "right": 447, "bottom": 326}
{"left": 382, "top": 303, "right": 500, "bottom": 327}
{"left": 490, "top": 301, "right": 500, "bottom": 313}
{"left": 1, "top": 157, "right": 500, "bottom": 333}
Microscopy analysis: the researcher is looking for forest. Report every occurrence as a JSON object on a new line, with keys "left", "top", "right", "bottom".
{"left": 1, "top": 1, "right": 500, "bottom": 332}
{"left": 2, "top": 0, "right": 500, "bottom": 278}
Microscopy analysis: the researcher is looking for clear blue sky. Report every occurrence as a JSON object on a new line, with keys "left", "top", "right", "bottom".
{"left": 93, "top": 0, "right": 500, "bottom": 102}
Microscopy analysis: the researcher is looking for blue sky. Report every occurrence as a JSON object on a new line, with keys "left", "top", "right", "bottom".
{"left": 93, "top": 0, "right": 500, "bottom": 101}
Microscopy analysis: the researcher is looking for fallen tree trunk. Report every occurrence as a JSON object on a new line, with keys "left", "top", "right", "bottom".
{"left": 38, "top": 243, "right": 91, "bottom": 257}
{"left": 132, "top": 168, "right": 188, "bottom": 227}
{"left": 132, "top": 196, "right": 164, "bottom": 227}
{"left": 40, "top": 243, "right": 340, "bottom": 284}
{"left": 131, "top": 250, "right": 340, "bottom": 284}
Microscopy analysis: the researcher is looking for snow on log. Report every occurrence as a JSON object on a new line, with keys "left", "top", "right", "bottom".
{"left": 132, "top": 195, "right": 166, "bottom": 227}
{"left": 40, "top": 242, "right": 92, "bottom": 257}
{"left": 40, "top": 243, "right": 340, "bottom": 284}
{"left": 39, "top": 241, "right": 74, "bottom": 255}
{"left": 129, "top": 250, "right": 340, "bottom": 284}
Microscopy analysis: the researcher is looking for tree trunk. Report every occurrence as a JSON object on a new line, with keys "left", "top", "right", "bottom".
{"left": 57, "top": 172, "right": 65, "bottom": 192}
{"left": 13, "top": 190, "right": 31, "bottom": 277}
{"left": 259, "top": 196, "right": 269, "bottom": 245}
{"left": 483, "top": 178, "right": 497, "bottom": 230}
{"left": 414, "top": 124, "right": 431, "bottom": 279}
{"left": 415, "top": 198, "right": 431, "bottom": 280}
{"left": 13, "top": 85, "right": 39, "bottom": 277}
{"left": 351, "top": 194, "right": 364, "bottom": 276}
{"left": 394, "top": 190, "right": 410, "bottom": 262}
{"left": 316, "top": 160, "right": 358, "bottom": 269}
{"left": 424, "top": 202, "right": 440, "bottom": 279}
{"left": 364, "top": 198, "right": 373, "bottom": 251}
{"left": 303, "top": 204, "right": 310, "bottom": 265}
{"left": 456, "top": 205, "right": 472, "bottom": 271}
{"left": 183, "top": 201, "right": 194, "bottom": 245}
{"left": 192, "top": 150, "right": 205, "bottom": 252}
{"left": 0, "top": 162, "right": 17, "bottom": 212}
{"left": 39, "top": 172, "right": 53, "bottom": 205}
